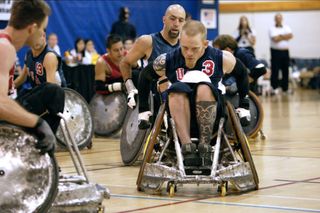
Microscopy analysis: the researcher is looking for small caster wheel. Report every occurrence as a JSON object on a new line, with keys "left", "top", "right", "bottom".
{"left": 97, "top": 206, "right": 105, "bottom": 213}
{"left": 166, "top": 181, "right": 176, "bottom": 197}
{"left": 87, "top": 140, "right": 93, "bottom": 149}
{"left": 218, "top": 182, "right": 227, "bottom": 196}
{"left": 259, "top": 130, "right": 266, "bottom": 140}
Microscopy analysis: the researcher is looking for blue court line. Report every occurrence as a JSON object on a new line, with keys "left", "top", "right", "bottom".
{"left": 111, "top": 193, "right": 320, "bottom": 212}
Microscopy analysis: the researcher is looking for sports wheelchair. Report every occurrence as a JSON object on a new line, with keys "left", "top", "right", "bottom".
{"left": 136, "top": 99, "right": 259, "bottom": 196}
{"left": 0, "top": 112, "right": 109, "bottom": 212}
{"left": 120, "top": 86, "right": 264, "bottom": 166}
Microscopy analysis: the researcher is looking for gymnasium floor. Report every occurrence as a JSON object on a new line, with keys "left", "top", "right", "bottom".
{"left": 56, "top": 88, "right": 320, "bottom": 213}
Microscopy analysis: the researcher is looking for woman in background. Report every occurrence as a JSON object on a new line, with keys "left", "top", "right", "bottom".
{"left": 234, "top": 16, "right": 256, "bottom": 55}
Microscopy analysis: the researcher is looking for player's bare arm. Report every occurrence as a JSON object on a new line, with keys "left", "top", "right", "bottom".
{"left": 43, "top": 52, "right": 58, "bottom": 83}
{"left": 120, "top": 35, "right": 152, "bottom": 80}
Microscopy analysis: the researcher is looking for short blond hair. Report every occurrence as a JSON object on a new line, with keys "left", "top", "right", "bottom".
{"left": 182, "top": 20, "right": 207, "bottom": 40}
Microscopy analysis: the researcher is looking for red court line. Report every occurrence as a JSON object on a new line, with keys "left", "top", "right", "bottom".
{"left": 115, "top": 196, "right": 214, "bottom": 213}
{"left": 117, "top": 176, "right": 320, "bottom": 212}
{"left": 260, "top": 176, "right": 320, "bottom": 190}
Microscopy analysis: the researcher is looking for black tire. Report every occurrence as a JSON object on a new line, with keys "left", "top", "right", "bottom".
{"left": 136, "top": 103, "right": 166, "bottom": 191}
{"left": 56, "top": 88, "right": 94, "bottom": 150}
{"left": 226, "top": 101, "right": 259, "bottom": 189}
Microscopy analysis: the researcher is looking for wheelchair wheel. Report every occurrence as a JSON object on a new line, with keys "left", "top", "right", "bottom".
{"left": 0, "top": 123, "right": 59, "bottom": 212}
{"left": 225, "top": 91, "right": 264, "bottom": 138}
{"left": 136, "top": 103, "right": 166, "bottom": 191}
{"left": 89, "top": 92, "right": 127, "bottom": 136}
{"left": 120, "top": 93, "right": 154, "bottom": 165}
{"left": 56, "top": 88, "right": 94, "bottom": 150}
{"left": 226, "top": 101, "right": 259, "bottom": 189}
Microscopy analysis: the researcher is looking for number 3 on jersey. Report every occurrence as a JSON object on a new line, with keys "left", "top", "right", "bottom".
{"left": 201, "top": 60, "right": 215, "bottom": 77}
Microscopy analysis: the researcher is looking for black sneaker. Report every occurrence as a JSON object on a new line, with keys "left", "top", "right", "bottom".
{"left": 198, "top": 143, "right": 213, "bottom": 166}
{"left": 181, "top": 143, "right": 201, "bottom": 167}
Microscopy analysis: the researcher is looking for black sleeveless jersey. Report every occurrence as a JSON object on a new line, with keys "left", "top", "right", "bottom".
{"left": 25, "top": 44, "right": 61, "bottom": 87}
{"left": 165, "top": 46, "right": 224, "bottom": 88}
{"left": 148, "top": 32, "right": 179, "bottom": 63}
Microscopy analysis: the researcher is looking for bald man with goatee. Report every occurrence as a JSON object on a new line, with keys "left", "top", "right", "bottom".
{"left": 120, "top": 4, "right": 186, "bottom": 114}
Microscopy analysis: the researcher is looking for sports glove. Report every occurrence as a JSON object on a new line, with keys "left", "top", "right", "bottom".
{"left": 29, "top": 118, "right": 56, "bottom": 156}
{"left": 125, "top": 79, "right": 138, "bottom": 109}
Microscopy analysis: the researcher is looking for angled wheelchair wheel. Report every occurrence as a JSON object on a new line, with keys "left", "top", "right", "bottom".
{"left": 0, "top": 123, "right": 59, "bottom": 212}
{"left": 89, "top": 92, "right": 127, "bottom": 136}
{"left": 120, "top": 93, "right": 154, "bottom": 165}
{"left": 56, "top": 88, "right": 94, "bottom": 150}
{"left": 226, "top": 101, "right": 259, "bottom": 189}
{"left": 136, "top": 103, "right": 166, "bottom": 191}
{"left": 225, "top": 91, "right": 264, "bottom": 138}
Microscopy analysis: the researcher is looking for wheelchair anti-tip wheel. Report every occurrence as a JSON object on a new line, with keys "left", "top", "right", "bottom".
{"left": 56, "top": 88, "right": 94, "bottom": 150}
{"left": 0, "top": 123, "right": 59, "bottom": 212}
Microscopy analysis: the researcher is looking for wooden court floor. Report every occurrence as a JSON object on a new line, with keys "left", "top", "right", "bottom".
{"left": 56, "top": 88, "right": 320, "bottom": 213}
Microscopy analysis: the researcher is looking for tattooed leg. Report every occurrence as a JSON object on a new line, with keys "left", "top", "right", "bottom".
{"left": 196, "top": 101, "right": 217, "bottom": 145}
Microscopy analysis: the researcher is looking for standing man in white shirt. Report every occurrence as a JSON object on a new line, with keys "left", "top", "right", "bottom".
{"left": 269, "top": 13, "right": 293, "bottom": 94}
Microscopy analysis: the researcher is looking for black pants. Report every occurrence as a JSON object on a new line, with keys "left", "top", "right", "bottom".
{"left": 270, "top": 48, "right": 290, "bottom": 91}
{"left": 16, "top": 83, "right": 65, "bottom": 133}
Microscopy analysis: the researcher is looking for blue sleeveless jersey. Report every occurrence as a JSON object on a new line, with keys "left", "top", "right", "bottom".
{"left": 165, "top": 46, "right": 224, "bottom": 88}
{"left": 148, "top": 32, "right": 179, "bottom": 63}
{"left": 25, "top": 44, "right": 61, "bottom": 87}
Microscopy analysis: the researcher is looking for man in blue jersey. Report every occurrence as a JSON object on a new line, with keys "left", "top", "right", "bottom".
{"left": 14, "top": 30, "right": 65, "bottom": 133}
{"left": 138, "top": 20, "right": 250, "bottom": 166}
{"left": 120, "top": 4, "right": 186, "bottom": 124}
{"left": 212, "top": 34, "right": 266, "bottom": 95}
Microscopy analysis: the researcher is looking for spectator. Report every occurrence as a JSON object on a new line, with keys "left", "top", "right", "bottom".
{"left": 110, "top": 7, "right": 136, "bottom": 41}
{"left": 234, "top": 16, "right": 256, "bottom": 55}
{"left": 83, "top": 39, "right": 100, "bottom": 65}
{"left": 65, "top": 37, "right": 85, "bottom": 66}
{"left": 123, "top": 38, "right": 134, "bottom": 53}
{"left": 47, "top": 32, "right": 61, "bottom": 56}
{"left": 269, "top": 13, "right": 293, "bottom": 94}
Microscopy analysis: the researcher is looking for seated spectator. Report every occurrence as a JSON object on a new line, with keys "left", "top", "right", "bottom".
{"left": 83, "top": 39, "right": 100, "bottom": 65}
{"left": 64, "top": 38, "right": 86, "bottom": 67}
{"left": 123, "top": 38, "right": 134, "bottom": 53}
{"left": 47, "top": 32, "right": 61, "bottom": 56}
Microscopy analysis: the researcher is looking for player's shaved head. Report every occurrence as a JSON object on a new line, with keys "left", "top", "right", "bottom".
{"left": 165, "top": 4, "right": 186, "bottom": 19}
